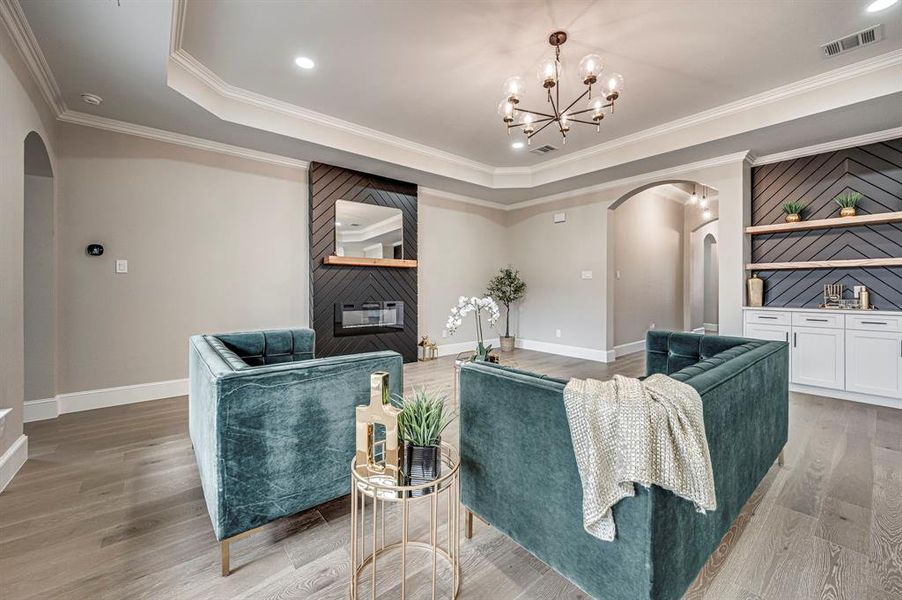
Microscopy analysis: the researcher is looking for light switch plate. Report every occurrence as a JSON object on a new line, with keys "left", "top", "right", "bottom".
{"left": 115, "top": 259, "right": 128, "bottom": 274}
{"left": 553, "top": 212, "right": 566, "bottom": 223}
{"left": 581, "top": 270, "right": 593, "bottom": 279}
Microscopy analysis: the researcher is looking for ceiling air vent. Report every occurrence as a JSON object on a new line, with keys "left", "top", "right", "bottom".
{"left": 530, "top": 144, "right": 558, "bottom": 155}
{"left": 822, "top": 25, "right": 884, "bottom": 57}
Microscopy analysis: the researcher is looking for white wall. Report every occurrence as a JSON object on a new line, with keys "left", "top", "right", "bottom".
{"left": 0, "top": 24, "right": 57, "bottom": 467}
{"left": 55, "top": 124, "right": 309, "bottom": 393}
{"left": 703, "top": 235, "right": 719, "bottom": 327}
{"left": 24, "top": 174, "right": 55, "bottom": 401}
{"left": 418, "top": 191, "right": 508, "bottom": 351}
{"left": 612, "top": 187, "right": 685, "bottom": 346}
{"left": 689, "top": 220, "right": 719, "bottom": 331}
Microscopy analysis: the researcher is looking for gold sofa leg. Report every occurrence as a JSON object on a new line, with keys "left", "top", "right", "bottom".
{"left": 465, "top": 509, "right": 473, "bottom": 540}
{"left": 778, "top": 449, "right": 785, "bottom": 467}
{"left": 220, "top": 525, "right": 264, "bottom": 576}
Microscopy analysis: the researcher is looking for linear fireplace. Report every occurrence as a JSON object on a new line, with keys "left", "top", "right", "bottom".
{"left": 334, "top": 301, "right": 405, "bottom": 337}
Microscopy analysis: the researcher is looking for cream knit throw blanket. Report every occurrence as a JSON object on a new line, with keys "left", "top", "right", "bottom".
{"left": 563, "top": 374, "right": 717, "bottom": 541}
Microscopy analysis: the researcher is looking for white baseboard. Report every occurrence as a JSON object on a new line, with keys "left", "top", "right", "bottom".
{"left": 435, "top": 338, "right": 501, "bottom": 357}
{"left": 790, "top": 383, "right": 902, "bottom": 410}
{"left": 0, "top": 435, "right": 28, "bottom": 494}
{"left": 704, "top": 322, "right": 719, "bottom": 333}
{"left": 614, "top": 339, "right": 645, "bottom": 357}
{"left": 691, "top": 327, "right": 706, "bottom": 334}
{"left": 23, "top": 398, "right": 59, "bottom": 422}
{"left": 23, "top": 379, "right": 188, "bottom": 422}
{"left": 515, "top": 338, "right": 614, "bottom": 363}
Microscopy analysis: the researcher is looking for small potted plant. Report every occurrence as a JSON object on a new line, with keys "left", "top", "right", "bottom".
{"left": 446, "top": 296, "right": 500, "bottom": 361}
{"left": 782, "top": 201, "right": 805, "bottom": 223}
{"left": 834, "top": 192, "right": 862, "bottom": 217}
{"left": 393, "top": 389, "right": 454, "bottom": 496}
{"left": 485, "top": 267, "right": 527, "bottom": 352}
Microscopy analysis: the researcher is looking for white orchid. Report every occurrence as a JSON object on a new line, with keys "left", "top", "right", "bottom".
{"left": 445, "top": 295, "right": 501, "bottom": 360}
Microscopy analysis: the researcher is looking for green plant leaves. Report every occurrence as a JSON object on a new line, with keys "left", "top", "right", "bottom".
{"left": 391, "top": 388, "right": 455, "bottom": 447}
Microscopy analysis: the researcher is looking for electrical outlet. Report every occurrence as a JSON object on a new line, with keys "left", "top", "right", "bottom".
{"left": 441, "top": 329, "right": 448, "bottom": 338}
{"left": 650, "top": 322, "right": 656, "bottom": 329}
{"left": 115, "top": 259, "right": 128, "bottom": 274}
{"left": 581, "top": 270, "right": 593, "bottom": 280}
{"left": 616, "top": 269, "right": 621, "bottom": 280}
{"left": 555, "top": 329, "right": 562, "bottom": 338}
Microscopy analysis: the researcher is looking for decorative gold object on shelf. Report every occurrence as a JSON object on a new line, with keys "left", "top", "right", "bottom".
{"left": 418, "top": 336, "right": 438, "bottom": 362}
{"left": 820, "top": 283, "right": 867, "bottom": 310}
{"left": 355, "top": 372, "right": 401, "bottom": 485}
{"left": 860, "top": 287, "right": 870, "bottom": 310}
{"left": 840, "top": 207, "right": 857, "bottom": 218}
{"left": 785, "top": 213, "right": 801, "bottom": 223}
{"left": 747, "top": 273, "right": 764, "bottom": 307}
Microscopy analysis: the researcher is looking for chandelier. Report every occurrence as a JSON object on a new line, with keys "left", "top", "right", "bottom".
{"left": 498, "top": 31, "right": 623, "bottom": 146}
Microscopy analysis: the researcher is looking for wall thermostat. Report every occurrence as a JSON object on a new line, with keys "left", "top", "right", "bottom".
{"left": 86, "top": 243, "right": 104, "bottom": 256}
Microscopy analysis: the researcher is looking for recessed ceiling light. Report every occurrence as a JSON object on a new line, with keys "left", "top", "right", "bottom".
{"left": 294, "top": 56, "right": 315, "bottom": 70}
{"left": 867, "top": 0, "right": 898, "bottom": 11}
{"left": 80, "top": 92, "right": 103, "bottom": 106}
{"left": 511, "top": 140, "right": 525, "bottom": 150}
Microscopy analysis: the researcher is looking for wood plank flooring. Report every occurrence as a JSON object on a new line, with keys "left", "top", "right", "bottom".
{"left": 1, "top": 348, "right": 900, "bottom": 599}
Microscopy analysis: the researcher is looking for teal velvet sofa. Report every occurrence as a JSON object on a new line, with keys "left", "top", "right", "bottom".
{"left": 459, "top": 331, "right": 788, "bottom": 600}
{"left": 188, "top": 328, "right": 402, "bottom": 574}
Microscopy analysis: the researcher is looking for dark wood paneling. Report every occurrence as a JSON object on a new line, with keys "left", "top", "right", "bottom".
{"left": 309, "top": 163, "right": 418, "bottom": 362}
{"left": 751, "top": 138, "right": 902, "bottom": 309}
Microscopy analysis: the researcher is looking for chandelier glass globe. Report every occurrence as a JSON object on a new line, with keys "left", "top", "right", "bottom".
{"left": 578, "top": 53, "right": 604, "bottom": 85}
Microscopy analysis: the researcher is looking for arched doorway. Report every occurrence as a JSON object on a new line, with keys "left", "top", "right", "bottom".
{"left": 610, "top": 181, "right": 719, "bottom": 356}
{"left": 23, "top": 132, "right": 55, "bottom": 405}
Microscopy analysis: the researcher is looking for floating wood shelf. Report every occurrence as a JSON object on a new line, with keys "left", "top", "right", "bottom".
{"left": 323, "top": 255, "right": 417, "bottom": 268}
{"left": 745, "top": 211, "right": 902, "bottom": 235}
{"left": 746, "top": 258, "right": 902, "bottom": 271}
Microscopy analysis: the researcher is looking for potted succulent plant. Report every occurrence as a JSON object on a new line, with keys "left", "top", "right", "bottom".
{"left": 485, "top": 267, "right": 527, "bottom": 352}
{"left": 445, "top": 296, "right": 500, "bottom": 361}
{"left": 393, "top": 389, "right": 454, "bottom": 496}
{"left": 835, "top": 192, "right": 862, "bottom": 217}
{"left": 782, "top": 201, "right": 805, "bottom": 223}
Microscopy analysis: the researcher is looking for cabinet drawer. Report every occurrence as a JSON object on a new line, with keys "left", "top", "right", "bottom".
{"left": 845, "top": 314, "right": 902, "bottom": 332}
{"left": 744, "top": 310, "right": 790, "bottom": 326}
{"left": 791, "top": 312, "right": 843, "bottom": 329}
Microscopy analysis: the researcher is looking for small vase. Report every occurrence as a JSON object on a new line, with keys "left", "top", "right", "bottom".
{"left": 500, "top": 336, "right": 515, "bottom": 352}
{"left": 840, "top": 207, "right": 857, "bottom": 217}
{"left": 785, "top": 213, "right": 801, "bottom": 223}
{"left": 747, "top": 273, "right": 764, "bottom": 307}
{"left": 402, "top": 441, "right": 442, "bottom": 497}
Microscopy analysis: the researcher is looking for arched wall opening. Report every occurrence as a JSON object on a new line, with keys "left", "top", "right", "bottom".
{"left": 609, "top": 180, "right": 720, "bottom": 355}
{"left": 23, "top": 131, "right": 56, "bottom": 404}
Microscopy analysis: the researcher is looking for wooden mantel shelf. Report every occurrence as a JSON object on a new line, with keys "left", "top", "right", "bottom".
{"left": 323, "top": 255, "right": 417, "bottom": 268}
{"left": 746, "top": 258, "right": 902, "bottom": 271}
{"left": 745, "top": 211, "right": 902, "bottom": 235}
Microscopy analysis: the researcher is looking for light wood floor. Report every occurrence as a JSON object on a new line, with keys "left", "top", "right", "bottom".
{"left": 1, "top": 348, "right": 900, "bottom": 599}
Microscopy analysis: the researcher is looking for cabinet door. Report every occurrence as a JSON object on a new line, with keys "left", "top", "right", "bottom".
{"left": 845, "top": 329, "right": 902, "bottom": 398}
{"left": 744, "top": 323, "right": 790, "bottom": 343}
{"left": 791, "top": 326, "right": 844, "bottom": 389}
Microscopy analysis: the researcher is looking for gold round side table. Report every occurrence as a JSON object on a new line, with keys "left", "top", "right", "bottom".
{"left": 350, "top": 441, "right": 460, "bottom": 599}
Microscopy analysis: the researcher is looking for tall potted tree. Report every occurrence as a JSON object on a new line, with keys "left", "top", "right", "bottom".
{"left": 486, "top": 267, "right": 527, "bottom": 352}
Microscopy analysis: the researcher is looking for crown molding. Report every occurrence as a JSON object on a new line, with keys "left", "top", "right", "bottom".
{"left": 503, "top": 151, "right": 750, "bottom": 212}
{"left": 169, "top": 48, "right": 494, "bottom": 177}
{"left": 170, "top": 0, "right": 187, "bottom": 55}
{"left": 58, "top": 110, "right": 309, "bottom": 170}
{"left": 418, "top": 187, "right": 510, "bottom": 211}
{"left": 0, "top": 0, "right": 65, "bottom": 116}
{"left": 750, "top": 125, "right": 902, "bottom": 166}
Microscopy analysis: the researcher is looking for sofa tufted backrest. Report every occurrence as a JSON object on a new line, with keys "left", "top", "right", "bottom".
{"left": 207, "top": 329, "right": 315, "bottom": 369}
{"left": 645, "top": 331, "right": 763, "bottom": 376}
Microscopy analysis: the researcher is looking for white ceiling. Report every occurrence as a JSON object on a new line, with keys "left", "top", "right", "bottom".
{"left": 14, "top": 0, "right": 902, "bottom": 204}
{"left": 181, "top": 0, "right": 902, "bottom": 167}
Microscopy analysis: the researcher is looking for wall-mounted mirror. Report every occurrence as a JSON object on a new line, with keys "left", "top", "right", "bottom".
{"left": 334, "top": 200, "right": 403, "bottom": 259}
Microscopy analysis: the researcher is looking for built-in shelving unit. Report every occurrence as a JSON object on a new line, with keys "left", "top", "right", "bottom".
{"left": 746, "top": 258, "right": 902, "bottom": 271}
{"left": 745, "top": 211, "right": 902, "bottom": 235}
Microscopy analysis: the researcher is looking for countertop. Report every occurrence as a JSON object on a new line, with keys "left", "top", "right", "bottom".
{"left": 743, "top": 306, "right": 902, "bottom": 317}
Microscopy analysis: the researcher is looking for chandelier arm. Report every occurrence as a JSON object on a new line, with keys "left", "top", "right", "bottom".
{"left": 506, "top": 117, "right": 554, "bottom": 130}
{"left": 558, "top": 88, "right": 590, "bottom": 118}
{"left": 569, "top": 118, "right": 602, "bottom": 126}
{"left": 528, "top": 118, "right": 558, "bottom": 139}
{"left": 547, "top": 95, "right": 565, "bottom": 137}
{"left": 515, "top": 108, "right": 556, "bottom": 119}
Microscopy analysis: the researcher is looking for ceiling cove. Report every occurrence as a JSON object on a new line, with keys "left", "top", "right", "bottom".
{"left": 167, "top": 0, "right": 902, "bottom": 190}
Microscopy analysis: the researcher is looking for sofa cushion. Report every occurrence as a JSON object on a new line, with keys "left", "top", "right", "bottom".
{"left": 668, "top": 342, "right": 764, "bottom": 382}
{"left": 646, "top": 331, "right": 757, "bottom": 376}
{"left": 211, "top": 329, "right": 315, "bottom": 368}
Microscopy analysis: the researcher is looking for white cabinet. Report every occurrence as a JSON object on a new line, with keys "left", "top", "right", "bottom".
{"left": 845, "top": 329, "right": 902, "bottom": 398}
{"left": 791, "top": 326, "right": 845, "bottom": 389}
{"left": 744, "top": 323, "right": 790, "bottom": 343}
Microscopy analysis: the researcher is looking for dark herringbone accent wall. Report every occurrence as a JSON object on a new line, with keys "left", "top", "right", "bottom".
{"left": 751, "top": 137, "right": 902, "bottom": 309}
{"left": 309, "top": 163, "right": 418, "bottom": 362}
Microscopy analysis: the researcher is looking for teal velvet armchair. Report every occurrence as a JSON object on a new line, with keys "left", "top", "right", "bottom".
{"left": 188, "top": 328, "right": 403, "bottom": 574}
{"left": 459, "top": 331, "right": 789, "bottom": 600}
